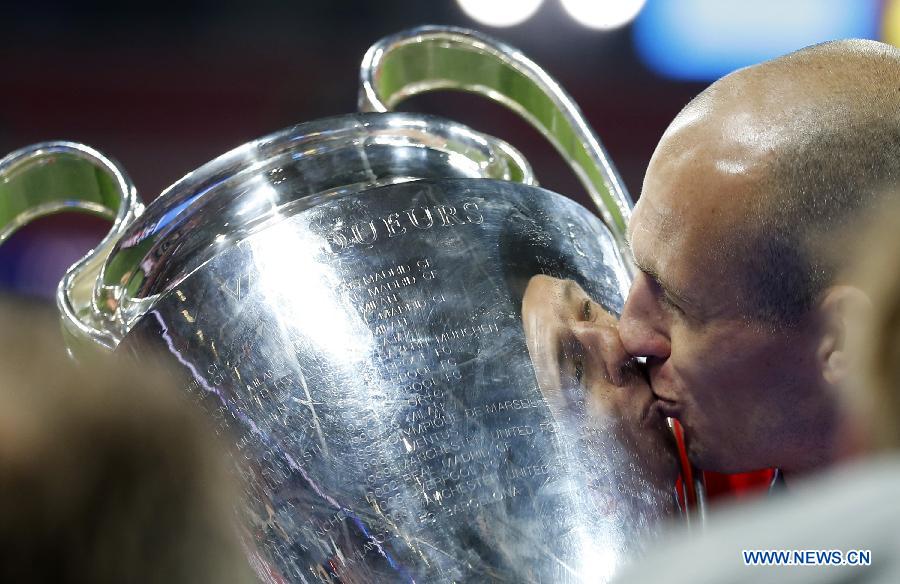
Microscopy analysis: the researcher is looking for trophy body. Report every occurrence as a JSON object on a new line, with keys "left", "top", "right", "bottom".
{"left": 0, "top": 27, "right": 693, "bottom": 583}
{"left": 120, "top": 178, "right": 673, "bottom": 582}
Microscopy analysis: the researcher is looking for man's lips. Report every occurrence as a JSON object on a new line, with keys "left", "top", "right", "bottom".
{"left": 636, "top": 359, "right": 681, "bottom": 421}
{"left": 649, "top": 397, "right": 680, "bottom": 420}
{"left": 642, "top": 381, "right": 681, "bottom": 423}
{"left": 648, "top": 378, "right": 680, "bottom": 419}
{"left": 644, "top": 362, "right": 679, "bottom": 411}
{"left": 649, "top": 385, "right": 679, "bottom": 403}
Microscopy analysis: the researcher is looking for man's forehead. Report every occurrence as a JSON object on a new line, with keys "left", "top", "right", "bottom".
{"left": 627, "top": 193, "right": 682, "bottom": 255}
{"left": 627, "top": 199, "right": 687, "bottom": 284}
{"left": 633, "top": 132, "right": 762, "bottom": 255}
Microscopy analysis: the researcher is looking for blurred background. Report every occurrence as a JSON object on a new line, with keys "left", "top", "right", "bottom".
{"left": 2, "top": 0, "right": 899, "bottom": 298}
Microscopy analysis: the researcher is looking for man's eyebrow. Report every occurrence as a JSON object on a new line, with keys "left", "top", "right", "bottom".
{"left": 631, "top": 255, "right": 695, "bottom": 307}
{"left": 562, "top": 279, "right": 577, "bottom": 303}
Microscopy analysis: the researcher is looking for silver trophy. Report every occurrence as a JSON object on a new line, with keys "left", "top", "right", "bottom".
{"left": 0, "top": 27, "right": 694, "bottom": 583}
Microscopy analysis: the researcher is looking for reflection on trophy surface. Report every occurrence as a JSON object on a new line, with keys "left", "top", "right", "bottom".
{"left": 0, "top": 26, "right": 692, "bottom": 583}
{"left": 521, "top": 275, "right": 679, "bottom": 497}
{"left": 118, "top": 179, "right": 679, "bottom": 582}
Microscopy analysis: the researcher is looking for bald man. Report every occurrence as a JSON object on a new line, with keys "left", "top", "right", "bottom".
{"left": 566, "top": 39, "right": 900, "bottom": 480}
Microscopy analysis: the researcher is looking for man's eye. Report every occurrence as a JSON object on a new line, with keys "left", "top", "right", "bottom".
{"left": 661, "top": 293, "right": 684, "bottom": 314}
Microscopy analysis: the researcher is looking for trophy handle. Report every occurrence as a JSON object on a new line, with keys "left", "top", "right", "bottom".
{"left": 0, "top": 142, "right": 143, "bottom": 352}
{"left": 359, "top": 26, "right": 632, "bottom": 255}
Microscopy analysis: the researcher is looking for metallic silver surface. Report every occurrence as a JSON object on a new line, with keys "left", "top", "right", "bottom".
{"left": 360, "top": 26, "right": 633, "bottom": 259}
{"left": 0, "top": 142, "right": 143, "bottom": 350}
{"left": 121, "top": 179, "right": 677, "bottom": 583}
{"left": 1, "top": 114, "right": 531, "bottom": 350}
{"left": 102, "top": 113, "right": 535, "bottom": 344}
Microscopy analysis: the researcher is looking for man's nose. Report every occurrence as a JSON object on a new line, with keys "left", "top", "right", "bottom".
{"left": 619, "top": 273, "right": 671, "bottom": 360}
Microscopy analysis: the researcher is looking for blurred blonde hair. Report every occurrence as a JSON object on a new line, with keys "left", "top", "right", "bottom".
{"left": 851, "top": 202, "right": 900, "bottom": 452}
{"left": 0, "top": 297, "right": 254, "bottom": 583}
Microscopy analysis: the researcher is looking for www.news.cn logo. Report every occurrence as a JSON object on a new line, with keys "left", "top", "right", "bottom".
{"left": 743, "top": 549, "right": 872, "bottom": 566}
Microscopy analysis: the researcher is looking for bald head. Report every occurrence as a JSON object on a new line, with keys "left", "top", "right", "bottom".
{"left": 647, "top": 39, "right": 900, "bottom": 325}
{"left": 668, "top": 40, "right": 900, "bottom": 155}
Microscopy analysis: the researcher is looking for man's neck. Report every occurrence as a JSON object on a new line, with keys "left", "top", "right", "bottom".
{"left": 779, "top": 448, "right": 843, "bottom": 482}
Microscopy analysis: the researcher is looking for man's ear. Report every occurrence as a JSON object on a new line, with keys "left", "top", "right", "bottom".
{"left": 816, "top": 285, "right": 872, "bottom": 386}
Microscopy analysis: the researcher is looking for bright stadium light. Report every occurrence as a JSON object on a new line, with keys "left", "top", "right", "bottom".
{"left": 561, "top": 0, "right": 648, "bottom": 30}
{"left": 633, "top": 0, "right": 882, "bottom": 81}
{"left": 885, "top": 0, "right": 900, "bottom": 47}
{"left": 456, "top": 0, "right": 544, "bottom": 28}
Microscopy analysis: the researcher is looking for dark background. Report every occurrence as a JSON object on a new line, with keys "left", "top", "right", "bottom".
{"left": 0, "top": 0, "right": 891, "bottom": 297}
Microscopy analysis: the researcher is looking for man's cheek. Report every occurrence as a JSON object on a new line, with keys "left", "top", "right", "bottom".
{"left": 672, "top": 336, "right": 731, "bottom": 400}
